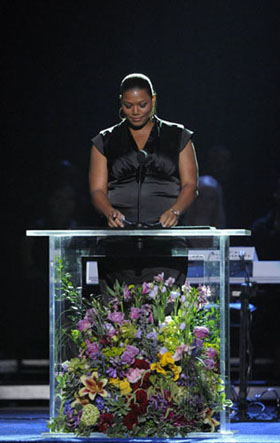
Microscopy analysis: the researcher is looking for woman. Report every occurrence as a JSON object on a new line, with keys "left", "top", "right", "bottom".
{"left": 89, "top": 73, "right": 198, "bottom": 285}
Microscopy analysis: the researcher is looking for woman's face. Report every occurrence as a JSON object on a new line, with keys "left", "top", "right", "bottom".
{"left": 121, "top": 88, "right": 156, "bottom": 127}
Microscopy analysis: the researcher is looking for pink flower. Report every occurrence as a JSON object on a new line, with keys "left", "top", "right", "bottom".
{"left": 108, "top": 311, "right": 124, "bottom": 324}
{"left": 77, "top": 319, "right": 91, "bottom": 331}
{"left": 126, "top": 367, "right": 144, "bottom": 383}
{"left": 154, "top": 272, "right": 164, "bottom": 282}
{"left": 130, "top": 307, "right": 141, "bottom": 320}
{"left": 142, "top": 282, "right": 151, "bottom": 294}
{"left": 173, "top": 344, "right": 192, "bottom": 361}
{"left": 193, "top": 326, "right": 209, "bottom": 339}
{"left": 198, "top": 285, "right": 211, "bottom": 308}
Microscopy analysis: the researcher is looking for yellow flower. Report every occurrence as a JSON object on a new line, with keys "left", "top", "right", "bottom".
{"left": 79, "top": 372, "right": 108, "bottom": 400}
{"left": 119, "top": 379, "right": 132, "bottom": 395}
{"left": 109, "top": 377, "right": 132, "bottom": 395}
{"left": 109, "top": 377, "right": 120, "bottom": 386}
{"left": 169, "top": 363, "right": 181, "bottom": 381}
{"left": 151, "top": 353, "right": 181, "bottom": 381}
{"left": 150, "top": 362, "right": 167, "bottom": 375}
{"left": 159, "top": 352, "right": 174, "bottom": 367}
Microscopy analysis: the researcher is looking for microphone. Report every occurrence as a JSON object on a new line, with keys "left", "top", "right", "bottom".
{"left": 137, "top": 149, "right": 148, "bottom": 165}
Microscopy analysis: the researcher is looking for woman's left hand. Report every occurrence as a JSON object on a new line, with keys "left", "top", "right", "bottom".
{"left": 160, "top": 208, "right": 180, "bottom": 228}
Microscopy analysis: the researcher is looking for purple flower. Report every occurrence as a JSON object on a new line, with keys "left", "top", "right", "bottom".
{"left": 160, "top": 346, "right": 168, "bottom": 354}
{"left": 108, "top": 311, "right": 124, "bottom": 324}
{"left": 204, "top": 358, "right": 215, "bottom": 370}
{"left": 206, "top": 347, "right": 217, "bottom": 359}
{"left": 193, "top": 326, "right": 209, "bottom": 339}
{"left": 85, "top": 339, "right": 99, "bottom": 358}
{"left": 64, "top": 400, "right": 82, "bottom": 429}
{"left": 95, "top": 395, "right": 105, "bottom": 410}
{"left": 123, "top": 285, "right": 132, "bottom": 301}
{"left": 168, "top": 290, "right": 180, "bottom": 302}
{"left": 148, "top": 286, "right": 158, "bottom": 299}
{"left": 165, "top": 276, "right": 175, "bottom": 287}
{"left": 130, "top": 307, "right": 141, "bottom": 320}
{"left": 194, "top": 338, "right": 203, "bottom": 348}
{"left": 146, "top": 331, "right": 158, "bottom": 340}
{"left": 136, "top": 328, "right": 142, "bottom": 338}
{"left": 107, "top": 367, "right": 117, "bottom": 378}
{"left": 120, "top": 345, "right": 139, "bottom": 365}
{"left": 179, "top": 322, "right": 186, "bottom": 330}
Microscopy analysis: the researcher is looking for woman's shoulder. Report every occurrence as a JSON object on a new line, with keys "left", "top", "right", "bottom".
{"left": 155, "top": 116, "right": 194, "bottom": 149}
{"left": 91, "top": 121, "right": 124, "bottom": 153}
{"left": 99, "top": 121, "right": 124, "bottom": 137}
{"left": 156, "top": 116, "right": 185, "bottom": 130}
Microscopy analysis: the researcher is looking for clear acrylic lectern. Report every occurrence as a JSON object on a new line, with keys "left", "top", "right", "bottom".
{"left": 26, "top": 228, "right": 250, "bottom": 439}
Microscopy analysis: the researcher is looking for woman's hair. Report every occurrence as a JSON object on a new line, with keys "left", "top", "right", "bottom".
{"left": 120, "top": 73, "right": 155, "bottom": 98}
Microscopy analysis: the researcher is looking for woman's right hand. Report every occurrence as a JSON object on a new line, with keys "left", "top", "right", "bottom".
{"left": 106, "top": 209, "right": 125, "bottom": 228}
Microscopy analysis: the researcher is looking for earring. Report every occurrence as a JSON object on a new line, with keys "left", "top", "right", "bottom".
{"left": 119, "top": 107, "right": 126, "bottom": 120}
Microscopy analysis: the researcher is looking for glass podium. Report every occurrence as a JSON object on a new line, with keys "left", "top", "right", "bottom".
{"left": 26, "top": 227, "right": 250, "bottom": 440}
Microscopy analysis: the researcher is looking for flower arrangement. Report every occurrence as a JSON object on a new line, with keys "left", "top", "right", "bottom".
{"left": 49, "top": 261, "right": 231, "bottom": 438}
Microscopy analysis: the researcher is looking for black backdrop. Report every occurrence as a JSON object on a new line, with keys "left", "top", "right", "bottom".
{"left": 2, "top": 0, "right": 280, "bottom": 359}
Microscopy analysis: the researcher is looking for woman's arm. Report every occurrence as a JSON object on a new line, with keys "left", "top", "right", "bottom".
{"left": 89, "top": 146, "right": 125, "bottom": 227}
{"left": 160, "top": 140, "right": 199, "bottom": 227}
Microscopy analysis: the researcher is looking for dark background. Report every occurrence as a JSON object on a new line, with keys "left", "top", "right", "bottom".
{"left": 2, "top": 1, "right": 280, "bottom": 365}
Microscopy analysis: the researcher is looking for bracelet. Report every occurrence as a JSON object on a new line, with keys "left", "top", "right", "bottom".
{"left": 170, "top": 208, "right": 180, "bottom": 217}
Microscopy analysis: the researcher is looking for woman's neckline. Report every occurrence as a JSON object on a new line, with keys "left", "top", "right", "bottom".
{"left": 128, "top": 120, "right": 155, "bottom": 151}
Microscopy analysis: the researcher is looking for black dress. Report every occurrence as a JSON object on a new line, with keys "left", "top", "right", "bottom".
{"left": 91, "top": 116, "right": 193, "bottom": 286}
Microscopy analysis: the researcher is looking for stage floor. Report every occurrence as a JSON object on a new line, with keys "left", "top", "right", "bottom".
{"left": 1, "top": 408, "right": 280, "bottom": 443}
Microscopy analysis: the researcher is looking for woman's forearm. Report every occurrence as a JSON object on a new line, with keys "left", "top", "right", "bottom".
{"left": 91, "top": 189, "right": 114, "bottom": 218}
{"left": 172, "top": 183, "right": 198, "bottom": 215}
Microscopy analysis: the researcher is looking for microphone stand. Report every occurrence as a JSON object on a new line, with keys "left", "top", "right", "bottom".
{"left": 237, "top": 252, "right": 257, "bottom": 420}
{"left": 136, "top": 165, "right": 143, "bottom": 229}
{"left": 136, "top": 150, "right": 148, "bottom": 251}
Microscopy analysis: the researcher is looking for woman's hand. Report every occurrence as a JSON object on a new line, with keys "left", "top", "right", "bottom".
{"left": 106, "top": 209, "right": 125, "bottom": 228}
{"left": 160, "top": 208, "right": 180, "bottom": 228}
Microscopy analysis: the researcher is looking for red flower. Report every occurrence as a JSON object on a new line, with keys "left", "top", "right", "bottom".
{"left": 123, "top": 410, "right": 139, "bottom": 430}
{"left": 132, "top": 358, "right": 150, "bottom": 370}
{"left": 136, "top": 389, "right": 148, "bottom": 406}
{"left": 100, "top": 335, "right": 110, "bottom": 346}
{"left": 98, "top": 413, "right": 114, "bottom": 432}
{"left": 132, "top": 372, "right": 151, "bottom": 391}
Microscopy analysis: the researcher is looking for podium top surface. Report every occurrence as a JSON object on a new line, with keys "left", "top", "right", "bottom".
{"left": 26, "top": 227, "right": 251, "bottom": 237}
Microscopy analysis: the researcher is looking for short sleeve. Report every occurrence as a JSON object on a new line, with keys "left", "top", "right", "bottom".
{"left": 179, "top": 128, "right": 194, "bottom": 152}
{"left": 91, "top": 133, "right": 104, "bottom": 154}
